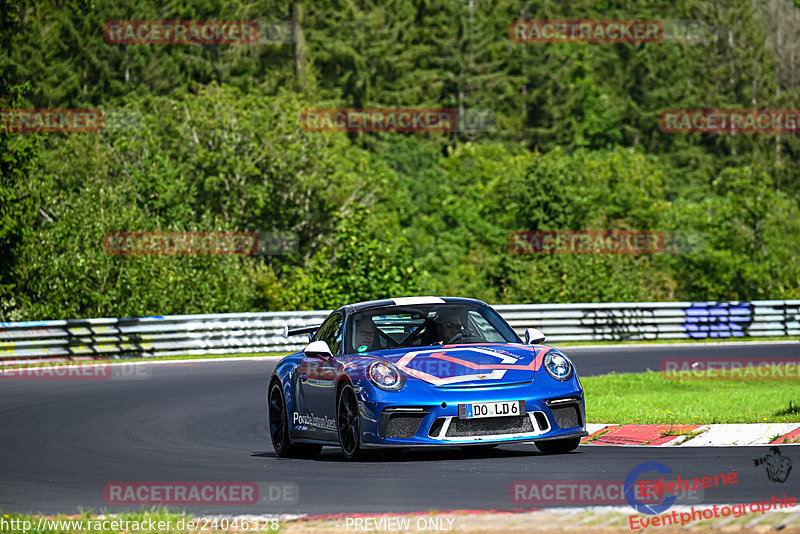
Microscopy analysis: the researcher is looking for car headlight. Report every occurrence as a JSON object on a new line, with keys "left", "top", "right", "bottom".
{"left": 543, "top": 351, "right": 574, "bottom": 381}
{"left": 367, "top": 361, "right": 405, "bottom": 391}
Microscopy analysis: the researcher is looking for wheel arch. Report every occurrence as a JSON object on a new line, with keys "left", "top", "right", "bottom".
{"left": 336, "top": 371, "right": 354, "bottom": 395}
{"left": 268, "top": 356, "right": 302, "bottom": 443}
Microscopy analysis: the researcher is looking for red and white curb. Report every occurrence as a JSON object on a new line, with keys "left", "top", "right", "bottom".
{"left": 582, "top": 423, "right": 800, "bottom": 446}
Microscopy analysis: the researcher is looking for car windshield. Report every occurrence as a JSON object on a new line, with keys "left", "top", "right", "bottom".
{"left": 346, "top": 303, "right": 521, "bottom": 354}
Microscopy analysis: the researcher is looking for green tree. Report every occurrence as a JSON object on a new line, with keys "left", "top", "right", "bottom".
{"left": 673, "top": 165, "right": 800, "bottom": 299}
{"left": 281, "top": 206, "right": 420, "bottom": 310}
{"left": 0, "top": 0, "right": 42, "bottom": 320}
{"left": 12, "top": 85, "right": 387, "bottom": 318}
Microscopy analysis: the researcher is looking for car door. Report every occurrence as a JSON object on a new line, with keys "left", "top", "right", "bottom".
{"left": 295, "top": 312, "right": 343, "bottom": 439}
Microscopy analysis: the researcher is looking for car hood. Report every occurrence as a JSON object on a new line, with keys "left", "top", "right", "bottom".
{"left": 366, "top": 343, "right": 554, "bottom": 387}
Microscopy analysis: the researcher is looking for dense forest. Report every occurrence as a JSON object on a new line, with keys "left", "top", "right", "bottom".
{"left": 2, "top": 0, "right": 800, "bottom": 320}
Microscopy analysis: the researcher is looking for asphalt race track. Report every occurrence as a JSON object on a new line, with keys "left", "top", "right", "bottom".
{"left": 0, "top": 343, "right": 798, "bottom": 515}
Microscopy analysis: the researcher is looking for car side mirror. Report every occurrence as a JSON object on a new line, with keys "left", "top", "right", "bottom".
{"left": 525, "top": 328, "right": 546, "bottom": 345}
{"left": 304, "top": 340, "right": 333, "bottom": 359}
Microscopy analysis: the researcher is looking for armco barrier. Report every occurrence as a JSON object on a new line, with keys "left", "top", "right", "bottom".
{"left": 1, "top": 300, "right": 798, "bottom": 364}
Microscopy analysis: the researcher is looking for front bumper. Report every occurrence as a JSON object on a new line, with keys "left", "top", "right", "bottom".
{"left": 355, "top": 376, "right": 587, "bottom": 447}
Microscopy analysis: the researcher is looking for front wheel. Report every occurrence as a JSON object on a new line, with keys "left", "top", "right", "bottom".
{"left": 535, "top": 437, "right": 581, "bottom": 455}
{"left": 268, "top": 381, "right": 322, "bottom": 458}
{"left": 337, "top": 383, "right": 366, "bottom": 460}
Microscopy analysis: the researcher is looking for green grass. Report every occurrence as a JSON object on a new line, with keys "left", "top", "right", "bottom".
{"left": 582, "top": 371, "right": 800, "bottom": 424}
{"left": 0, "top": 509, "right": 280, "bottom": 533}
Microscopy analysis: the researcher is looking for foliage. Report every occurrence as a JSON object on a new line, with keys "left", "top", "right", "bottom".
{"left": 278, "top": 206, "right": 421, "bottom": 310}
{"left": 2, "top": 0, "right": 800, "bottom": 319}
{"left": 0, "top": 0, "right": 42, "bottom": 320}
{"left": 11, "top": 86, "right": 385, "bottom": 318}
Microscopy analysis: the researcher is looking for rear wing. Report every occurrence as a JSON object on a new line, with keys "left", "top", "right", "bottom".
{"left": 284, "top": 324, "right": 321, "bottom": 339}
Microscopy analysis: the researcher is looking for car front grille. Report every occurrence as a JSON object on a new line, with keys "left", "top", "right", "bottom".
{"left": 428, "top": 411, "right": 551, "bottom": 440}
{"left": 444, "top": 415, "right": 534, "bottom": 437}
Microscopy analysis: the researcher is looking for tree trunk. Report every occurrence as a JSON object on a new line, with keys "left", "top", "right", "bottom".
{"left": 292, "top": 2, "right": 308, "bottom": 94}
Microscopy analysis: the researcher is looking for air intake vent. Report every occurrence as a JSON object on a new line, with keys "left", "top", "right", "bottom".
{"left": 445, "top": 415, "right": 533, "bottom": 437}
{"left": 551, "top": 405, "right": 581, "bottom": 429}
{"left": 378, "top": 411, "right": 427, "bottom": 438}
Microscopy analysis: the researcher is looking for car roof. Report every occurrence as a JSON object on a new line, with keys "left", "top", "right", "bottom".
{"left": 340, "top": 296, "right": 488, "bottom": 315}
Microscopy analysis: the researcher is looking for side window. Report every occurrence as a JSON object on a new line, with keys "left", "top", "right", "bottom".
{"left": 313, "top": 313, "right": 344, "bottom": 355}
{"left": 468, "top": 310, "right": 505, "bottom": 342}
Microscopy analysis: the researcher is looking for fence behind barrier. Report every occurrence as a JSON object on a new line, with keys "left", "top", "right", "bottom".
{"left": 1, "top": 300, "right": 797, "bottom": 364}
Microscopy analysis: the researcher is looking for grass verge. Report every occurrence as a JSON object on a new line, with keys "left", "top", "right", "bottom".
{"left": 582, "top": 370, "right": 800, "bottom": 424}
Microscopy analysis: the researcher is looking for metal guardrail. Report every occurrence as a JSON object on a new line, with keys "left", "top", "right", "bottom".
{"left": 1, "top": 300, "right": 798, "bottom": 365}
{"left": 494, "top": 300, "right": 800, "bottom": 341}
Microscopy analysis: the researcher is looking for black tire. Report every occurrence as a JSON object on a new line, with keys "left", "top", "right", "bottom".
{"left": 534, "top": 437, "right": 581, "bottom": 455}
{"left": 337, "top": 383, "right": 365, "bottom": 460}
{"left": 268, "top": 381, "right": 322, "bottom": 458}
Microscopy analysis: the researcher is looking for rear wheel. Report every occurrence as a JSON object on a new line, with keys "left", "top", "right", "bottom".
{"left": 268, "top": 381, "right": 322, "bottom": 458}
{"left": 337, "top": 383, "right": 366, "bottom": 460}
{"left": 535, "top": 437, "right": 581, "bottom": 455}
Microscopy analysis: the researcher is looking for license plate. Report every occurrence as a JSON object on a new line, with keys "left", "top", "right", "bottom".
{"left": 458, "top": 400, "right": 525, "bottom": 419}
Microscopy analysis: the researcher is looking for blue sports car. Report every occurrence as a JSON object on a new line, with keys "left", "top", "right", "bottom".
{"left": 268, "top": 297, "right": 587, "bottom": 460}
